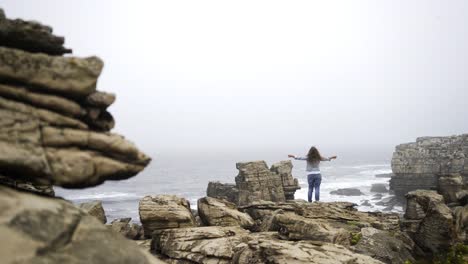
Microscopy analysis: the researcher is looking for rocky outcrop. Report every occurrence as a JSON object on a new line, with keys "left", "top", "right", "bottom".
{"left": 152, "top": 226, "right": 384, "bottom": 264}
{"left": 0, "top": 10, "right": 150, "bottom": 190}
{"left": 78, "top": 200, "right": 107, "bottom": 224}
{"left": 0, "top": 11, "right": 71, "bottom": 55}
{"left": 371, "top": 183, "right": 388, "bottom": 193}
{"left": 235, "top": 161, "right": 286, "bottom": 205}
{"left": 0, "top": 9, "right": 157, "bottom": 264}
{"left": 401, "top": 190, "right": 457, "bottom": 256}
{"left": 139, "top": 195, "right": 195, "bottom": 237}
{"left": 438, "top": 173, "right": 464, "bottom": 203}
{"left": 351, "top": 227, "right": 415, "bottom": 264}
{"left": 390, "top": 135, "right": 468, "bottom": 199}
{"left": 197, "top": 197, "right": 254, "bottom": 229}
{"left": 0, "top": 186, "right": 162, "bottom": 264}
{"left": 270, "top": 160, "right": 301, "bottom": 200}
{"left": 207, "top": 160, "right": 300, "bottom": 206}
{"left": 109, "top": 218, "right": 145, "bottom": 240}
{"left": 206, "top": 181, "right": 238, "bottom": 204}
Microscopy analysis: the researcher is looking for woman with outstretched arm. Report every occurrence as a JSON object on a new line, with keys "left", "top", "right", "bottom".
{"left": 288, "top": 146, "right": 337, "bottom": 202}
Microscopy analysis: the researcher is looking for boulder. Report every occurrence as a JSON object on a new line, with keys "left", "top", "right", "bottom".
{"left": 456, "top": 190, "right": 468, "bottom": 206}
{"left": 351, "top": 227, "right": 415, "bottom": 264}
{"left": 78, "top": 200, "right": 107, "bottom": 224}
{"left": 152, "top": 226, "right": 250, "bottom": 263}
{"left": 271, "top": 211, "right": 350, "bottom": 245}
{"left": 404, "top": 190, "right": 444, "bottom": 220}
{"left": 235, "top": 161, "right": 286, "bottom": 205}
{"left": 109, "top": 218, "right": 144, "bottom": 240}
{"left": 206, "top": 181, "right": 239, "bottom": 204}
{"left": 197, "top": 197, "right": 254, "bottom": 229}
{"left": 413, "top": 201, "right": 456, "bottom": 254}
{"left": 370, "top": 183, "right": 388, "bottom": 193}
{"left": 270, "top": 160, "right": 300, "bottom": 200}
{"left": 0, "top": 185, "right": 163, "bottom": 264}
{"left": 330, "top": 188, "right": 364, "bottom": 196}
{"left": 139, "top": 195, "right": 195, "bottom": 237}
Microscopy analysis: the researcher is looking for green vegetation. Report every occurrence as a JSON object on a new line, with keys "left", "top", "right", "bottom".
{"left": 433, "top": 243, "right": 468, "bottom": 264}
{"left": 350, "top": 232, "right": 362, "bottom": 245}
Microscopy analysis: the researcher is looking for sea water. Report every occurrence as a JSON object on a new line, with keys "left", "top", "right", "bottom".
{"left": 56, "top": 149, "right": 400, "bottom": 222}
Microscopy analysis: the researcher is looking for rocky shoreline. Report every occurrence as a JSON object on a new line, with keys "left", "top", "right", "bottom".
{"left": 0, "top": 8, "right": 467, "bottom": 264}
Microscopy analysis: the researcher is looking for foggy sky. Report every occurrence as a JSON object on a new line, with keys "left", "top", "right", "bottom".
{"left": 2, "top": 1, "right": 468, "bottom": 156}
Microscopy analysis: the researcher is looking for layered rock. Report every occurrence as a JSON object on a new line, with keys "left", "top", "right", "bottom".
{"left": 390, "top": 135, "right": 468, "bottom": 198}
{"left": 139, "top": 195, "right": 195, "bottom": 237}
{"left": 197, "top": 197, "right": 254, "bottom": 229}
{"left": 0, "top": 10, "right": 150, "bottom": 191}
{"left": 152, "top": 226, "right": 383, "bottom": 264}
{"left": 0, "top": 186, "right": 162, "bottom": 264}
{"left": 401, "top": 190, "right": 457, "bottom": 256}
{"left": 270, "top": 160, "right": 301, "bottom": 200}
{"left": 0, "top": 10, "right": 71, "bottom": 55}
{"left": 78, "top": 200, "right": 107, "bottom": 224}
{"left": 208, "top": 160, "right": 300, "bottom": 206}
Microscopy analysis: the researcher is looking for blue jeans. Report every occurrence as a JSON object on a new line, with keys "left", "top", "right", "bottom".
{"left": 307, "top": 173, "right": 322, "bottom": 202}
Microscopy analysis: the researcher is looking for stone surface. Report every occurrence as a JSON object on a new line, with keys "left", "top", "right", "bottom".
{"left": 139, "top": 195, "right": 195, "bottom": 237}
{"left": 78, "top": 200, "right": 107, "bottom": 224}
{"left": 453, "top": 205, "right": 468, "bottom": 243}
{"left": 413, "top": 201, "right": 456, "bottom": 254}
{"left": 438, "top": 173, "right": 464, "bottom": 203}
{"left": 197, "top": 197, "right": 254, "bottom": 229}
{"left": 330, "top": 188, "right": 364, "bottom": 196}
{"left": 390, "top": 135, "right": 468, "bottom": 198}
{"left": 404, "top": 190, "right": 444, "bottom": 220}
{"left": 270, "top": 160, "right": 300, "bottom": 200}
{"left": 235, "top": 161, "right": 286, "bottom": 205}
{"left": 0, "top": 185, "right": 164, "bottom": 264}
{"left": 206, "top": 181, "right": 238, "bottom": 204}
{"left": 351, "top": 227, "right": 415, "bottom": 264}
{"left": 456, "top": 190, "right": 468, "bottom": 206}
{"left": 110, "top": 218, "right": 144, "bottom": 240}
{"left": 370, "top": 183, "right": 388, "bottom": 193}
{"left": 0, "top": 46, "right": 103, "bottom": 98}
{"left": 0, "top": 9, "right": 71, "bottom": 55}
{"left": 234, "top": 233, "right": 385, "bottom": 264}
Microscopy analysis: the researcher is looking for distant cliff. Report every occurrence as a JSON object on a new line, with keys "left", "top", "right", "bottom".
{"left": 390, "top": 135, "right": 468, "bottom": 202}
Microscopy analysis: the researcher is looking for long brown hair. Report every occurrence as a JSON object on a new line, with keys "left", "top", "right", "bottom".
{"left": 307, "top": 146, "right": 321, "bottom": 163}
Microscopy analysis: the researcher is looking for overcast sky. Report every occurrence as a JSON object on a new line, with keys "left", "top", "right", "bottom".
{"left": 2, "top": 1, "right": 468, "bottom": 157}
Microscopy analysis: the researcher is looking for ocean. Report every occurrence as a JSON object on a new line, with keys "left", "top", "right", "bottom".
{"left": 56, "top": 150, "right": 400, "bottom": 222}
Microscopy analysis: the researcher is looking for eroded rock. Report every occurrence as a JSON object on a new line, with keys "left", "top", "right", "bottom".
{"left": 78, "top": 200, "right": 107, "bottom": 224}
{"left": 197, "top": 197, "right": 254, "bottom": 229}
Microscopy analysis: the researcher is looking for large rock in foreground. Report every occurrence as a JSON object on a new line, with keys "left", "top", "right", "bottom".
{"left": 197, "top": 197, "right": 254, "bottom": 229}
{"left": 0, "top": 186, "right": 163, "bottom": 264}
{"left": 139, "top": 195, "right": 195, "bottom": 237}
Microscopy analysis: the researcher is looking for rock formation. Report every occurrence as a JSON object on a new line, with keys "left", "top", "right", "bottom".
{"left": 139, "top": 195, "right": 196, "bottom": 237}
{"left": 78, "top": 200, "right": 107, "bottom": 224}
{"left": 391, "top": 135, "right": 468, "bottom": 199}
{"left": 0, "top": 9, "right": 160, "bottom": 264}
{"left": 197, "top": 196, "right": 254, "bottom": 229}
{"left": 207, "top": 160, "right": 300, "bottom": 205}
{"left": 109, "top": 218, "right": 145, "bottom": 240}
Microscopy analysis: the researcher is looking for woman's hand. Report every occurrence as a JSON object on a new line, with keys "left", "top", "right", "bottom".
{"left": 330, "top": 155, "right": 337, "bottom": 160}
{"left": 288, "top": 154, "right": 295, "bottom": 158}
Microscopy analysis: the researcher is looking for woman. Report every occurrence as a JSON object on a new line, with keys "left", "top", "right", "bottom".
{"left": 288, "top": 147, "right": 337, "bottom": 202}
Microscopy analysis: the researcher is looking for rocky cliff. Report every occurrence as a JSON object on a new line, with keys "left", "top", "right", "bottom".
{"left": 0, "top": 9, "right": 161, "bottom": 264}
{"left": 390, "top": 135, "right": 468, "bottom": 202}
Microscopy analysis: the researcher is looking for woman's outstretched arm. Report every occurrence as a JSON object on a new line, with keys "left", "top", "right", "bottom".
{"left": 288, "top": 154, "right": 307, "bottom": 160}
{"left": 321, "top": 155, "right": 338, "bottom": 161}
